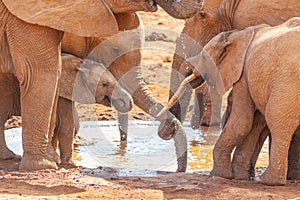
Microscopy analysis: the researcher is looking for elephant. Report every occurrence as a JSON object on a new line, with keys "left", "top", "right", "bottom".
{"left": 231, "top": 111, "right": 300, "bottom": 181}
{"left": 0, "top": 0, "right": 200, "bottom": 171}
{"left": 164, "top": 17, "right": 300, "bottom": 185}
{"left": 0, "top": 53, "right": 133, "bottom": 166}
{"left": 168, "top": 0, "right": 300, "bottom": 128}
{"left": 61, "top": 10, "right": 189, "bottom": 172}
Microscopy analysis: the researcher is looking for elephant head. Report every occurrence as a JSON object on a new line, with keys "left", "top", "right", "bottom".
{"left": 59, "top": 54, "right": 133, "bottom": 114}
{"left": 159, "top": 27, "right": 258, "bottom": 113}
{"left": 195, "top": 27, "right": 256, "bottom": 95}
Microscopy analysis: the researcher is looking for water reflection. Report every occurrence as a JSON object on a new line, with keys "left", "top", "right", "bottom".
{"left": 74, "top": 121, "right": 269, "bottom": 173}
{"left": 3, "top": 122, "right": 268, "bottom": 175}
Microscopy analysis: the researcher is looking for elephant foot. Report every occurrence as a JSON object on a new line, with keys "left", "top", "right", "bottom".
{"left": 232, "top": 167, "right": 251, "bottom": 180}
{"left": 157, "top": 118, "right": 179, "bottom": 140}
{"left": 211, "top": 166, "right": 234, "bottom": 179}
{"left": 19, "top": 154, "right": 58, "bottom": 171}
{"left": 0, "top": 148, "right": 21, "bottom": 160}
{"left": 59, "top": 160, "right": 77, "bottom": 169}
{"left": 261, "top": 168, "right": 286, "bottom": 186}
{"left": 232, "top": 161, "right": 254, "bottom": 180}
{"left": 287, "top": 168, "right": 300, "bottom": 180}
{"left": 47, "top": 145, "right": 60, "bottom": 164}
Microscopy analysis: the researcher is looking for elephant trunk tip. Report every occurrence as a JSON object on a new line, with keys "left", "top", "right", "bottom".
{"left": 112, "top": 97, "right": 133, "bottom": 114}
{"left": 154, "top": 0, "right": 203, "bottom": 19}
{"left": 157, "top": 117, "right": 182, "bottom": 140}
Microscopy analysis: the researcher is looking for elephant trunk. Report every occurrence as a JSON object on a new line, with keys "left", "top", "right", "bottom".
{"left": 173, "top": 121, "right": 188, "bottom": 172}
{"left": 154, "top": 0, "right": 203, "bottom": 19}
{"left": 111, "top": 84, "right": 133, "bottom": 114}
{"left": 168, "top": 31, "right": 204, "bottom": 122}
{"left": 121, "top": 65, "right": 188, "bottom": 172}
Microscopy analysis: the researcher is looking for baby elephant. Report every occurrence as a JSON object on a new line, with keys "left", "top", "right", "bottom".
{"left": 161, "top": 17, "right": 300, "bottom": 185}
{"left": 0, "top": 53, "right": 133, "bottom": 166}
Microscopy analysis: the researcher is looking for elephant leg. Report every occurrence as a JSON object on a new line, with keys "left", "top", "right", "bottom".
{"left": 206, "top": 87, "right": 222, "bottom": 127}
{"left": 47, "top": 79, "right": 60, "bottom": 164}
{"left": 211, "top": 79, "right": 255, "bottom": 179}
{"left": 221, "top": 90, "right": 233, "bottom": 128}
{"left": 261, "top": 106, "right": 298, "bottom": 185}
{"left": 191, "top": 85, "right": 207, "bottom": 129}
{"left": 6, "top": 17, "right": 63, "bottom": 171}
{"left": 118, "top": 112, "right": 128, "bottom": 142}
{"left": 195, "top": 85, "right": 222, "bottom": 127}
{"left": 232, "top": 111, "right": 267, "bottom": 180}
{"left": 248, "top": 127, "right": 269, "bottom": 178}
{"left": 192, "top": 86, "right": 223, "bottom": 128}
{"left": 287, "top": 129, "right": 300, "bottom": 180}
{"left": 169, "top": 57, "right": 193, "bottom": 123}
{"left": 261, "top": 129, "right": 294, "bottom": 185}
{"left": 51, "top": 128, "right": 59, "bottom": 152}
{"left": 55, "top": 97, "right": 76, "bottom": 167}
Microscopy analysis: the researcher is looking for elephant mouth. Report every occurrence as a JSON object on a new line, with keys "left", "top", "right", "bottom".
{"left": 100, "top": 95, "right": 112, "bottom": 107}
{"left": 146, "top": 0, "right": 158, "bottom": 12}
{"left": 100, "top": 95, "right": 133, "bottom": 113}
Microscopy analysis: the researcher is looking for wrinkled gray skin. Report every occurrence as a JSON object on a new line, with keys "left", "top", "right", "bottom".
{"left": 0, "top": 54, "right": 133, "bottom": 166}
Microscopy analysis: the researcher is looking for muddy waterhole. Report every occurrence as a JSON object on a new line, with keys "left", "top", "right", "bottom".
{"left": 5, "top": 120, "right": 269, "bottom": 177}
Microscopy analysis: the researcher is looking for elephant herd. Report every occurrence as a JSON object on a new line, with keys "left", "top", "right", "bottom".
{"left": 0, "top": 0, "right": 299, "bottom": 187}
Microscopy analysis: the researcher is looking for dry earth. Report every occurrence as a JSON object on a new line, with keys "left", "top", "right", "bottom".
{"left": 1, "top": 8, "right": 300, "bottom": 200}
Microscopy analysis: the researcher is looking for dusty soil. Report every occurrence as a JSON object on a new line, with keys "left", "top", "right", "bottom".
{"left": 2, "top": 8, "right": 300, "bottom": 200}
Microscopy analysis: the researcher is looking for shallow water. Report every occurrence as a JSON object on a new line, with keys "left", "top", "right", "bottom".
{"left": 5, "top": 121, "right": 268, "bottom": 176}
{"left": 74, "top": 120, "right": 269, "bottom": 173}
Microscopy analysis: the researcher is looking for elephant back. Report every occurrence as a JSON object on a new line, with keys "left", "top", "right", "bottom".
{"left": 3, "top": 0, "right": 118, "bottom": 37}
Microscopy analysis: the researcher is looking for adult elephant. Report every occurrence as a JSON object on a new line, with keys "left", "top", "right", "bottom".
{"left": 0, "top": 0, "right": 200, "bottom": 171}
{"left": 168, "top": 0, "right": 300, "bottom": 128}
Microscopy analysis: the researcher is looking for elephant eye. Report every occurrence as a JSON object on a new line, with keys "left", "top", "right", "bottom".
{"left": 102, "top": 82, "right": 109, "bottom": 88}
{"left": 199, "top": 10, "right": 206, "bottom": 19}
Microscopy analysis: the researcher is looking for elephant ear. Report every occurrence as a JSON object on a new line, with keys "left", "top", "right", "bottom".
{"left": 3, "top": 0, "right": 118, "bottom": 37}
{"left": 59, "top": 54, "right": 95, "bottom": 104}
{"left": 214, "top": 28, "right": 256, "bottom": 95}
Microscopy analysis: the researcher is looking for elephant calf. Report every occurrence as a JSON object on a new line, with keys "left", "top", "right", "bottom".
{"left": 231, "top": 110, "right": 300, "bottom": 181}
{"left": 161, "top": 17, "right": 300, "bottom": 185}
{"left": 0, "top": 53, "right": 133, "bottom": 166}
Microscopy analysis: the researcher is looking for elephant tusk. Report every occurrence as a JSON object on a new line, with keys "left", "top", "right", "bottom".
{"left": 156, "top": 73, "right": 197, "bottom": 118}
